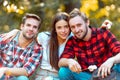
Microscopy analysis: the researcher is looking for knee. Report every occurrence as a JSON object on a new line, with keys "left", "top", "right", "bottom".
{"left": 113, "top": 63, "right": 120, "bottom": 72}
{"left": 59, "top": 67, "right": 74, "bottom": 80}
{"left": 59, "top": 67, "right": 70, "bottom": 75}
{"left": 16, "top": 76, "right": 29, "bottom": 80}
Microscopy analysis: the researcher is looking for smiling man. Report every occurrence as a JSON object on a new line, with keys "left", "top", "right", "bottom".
{"left": 0, "top": 13, "right": 43, "bottom": 80}
{"left": 58, "top": 8, "right": 120, "bottom": 80}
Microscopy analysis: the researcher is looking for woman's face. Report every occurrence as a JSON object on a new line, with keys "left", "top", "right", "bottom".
{"left": 55, "top": 19, "right": 70, "bottom": 41}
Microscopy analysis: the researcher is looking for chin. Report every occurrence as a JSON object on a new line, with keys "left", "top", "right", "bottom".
{"left": 76, "top": 36, "right": 82, "bottom": 39}
{"left": 62, "top": 36, "right": 68, "bottom": 39}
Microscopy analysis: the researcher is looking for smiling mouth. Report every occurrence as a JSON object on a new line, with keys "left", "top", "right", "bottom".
{"left": 62, "top": 34, "right": 68, "bottom": 37}
{"left": 27, "top": 32, "right": 33, "bottom": 34}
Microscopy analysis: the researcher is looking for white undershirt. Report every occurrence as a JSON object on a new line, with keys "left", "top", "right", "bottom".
{"left": 37, "top": 32, "right": 72, "bottom": 72}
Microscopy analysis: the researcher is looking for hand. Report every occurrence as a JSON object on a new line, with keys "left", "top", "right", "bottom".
{"left": 68, "top": 59, "right": 81, "bottom": 73}
{"left": 0, "top": 29, "right": 19, "bottom": 41}
{"left": 97, "top": 57, "right": 114, "bottom": 78}
{"left": 101, "top": 20, "right": 112, "bottom": 29}
{"left": 0, "top": 68, "right": 7, "bottom": 78}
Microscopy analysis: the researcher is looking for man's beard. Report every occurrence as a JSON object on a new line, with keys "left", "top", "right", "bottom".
{"left": 23, "top": 33, "right": 34, "bottom": 40}
{"left": 80, "top": 25, "right": 88, "bottom": 40}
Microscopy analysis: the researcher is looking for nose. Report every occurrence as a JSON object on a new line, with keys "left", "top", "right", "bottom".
{"left": 61, "top": 28, "right": 66, "bottom": 32}
{"left": 29, "top": 26, "right": 34, "bottom": 30}
{"left": 74, "top": 26, "right": 79, "bottom": 33}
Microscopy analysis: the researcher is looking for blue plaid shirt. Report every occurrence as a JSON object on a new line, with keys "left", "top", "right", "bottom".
{"left": 0, "top": 32, "right": 43, "bottom": 76}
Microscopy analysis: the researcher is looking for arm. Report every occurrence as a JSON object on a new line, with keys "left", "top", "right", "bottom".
{"left": 100, "top": 19, "right": 112, "bottom": 29}
{"left": 23, "top": 44, "right": 43, "bottom": 76}
{"left": 1, "top": 29, "right": 19, "bottom": 41}
{"left": 98, "top": 30, "right": 120, "bottom": 78}
{"left": 58, "top": 38, "right": 81, "bottom": 73}
{"left": 5, "top": 67, "right": 28, "bottom": 76}
{"left": 0, "top": 67, "right": 28, "bottom": 78}
{"left": 98, "top": 53, "right": 120, "bottom": 78}
{"left": 58, "top": 58, "right": 82, "bottom": 73}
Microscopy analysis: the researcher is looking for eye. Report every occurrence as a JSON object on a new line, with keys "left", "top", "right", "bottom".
{"left": 77, "top": 23, "right": 81, "bottom": 27}
{"left": 26, "top": 24, "right": 31, "bottom": 27}
{"left": 33, "top": 26, "right": 38, "bottom": 29}
{"left": 56, "top": 26, "right": 62, "bottom": 29}
{"left": 64, "top": 25, "right": 69, "bottom": 28}
{"left": 70, "top": 25, "right": 75, "bottom": 29}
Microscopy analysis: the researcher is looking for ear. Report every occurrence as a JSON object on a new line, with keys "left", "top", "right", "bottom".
{"left": 86, "top": 20, "right": 90, "bottom": 26}
{"left": 20, "top": 24, "right": 24, "bottom": 30}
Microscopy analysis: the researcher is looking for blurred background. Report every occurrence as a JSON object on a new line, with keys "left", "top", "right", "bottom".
{"left": 0, "top": 0, "right": 120, "bottom": 40}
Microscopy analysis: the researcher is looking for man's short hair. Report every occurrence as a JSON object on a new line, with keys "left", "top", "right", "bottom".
{"left": 69, "top": 8, "right": 88, "bottom": 22}
{"left": 22, "top": 13, "right": 42, "bottom": 29}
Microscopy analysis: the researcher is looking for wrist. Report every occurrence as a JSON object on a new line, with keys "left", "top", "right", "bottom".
{"left": 4, "top": 68, "right": 11, "bottom": 76}
{"left": 109, "top": 57, "right": 115, "bottom": 64}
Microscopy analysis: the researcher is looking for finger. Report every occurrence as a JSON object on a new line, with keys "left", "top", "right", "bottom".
{"left": 106, "top": 24, "right": 111, "bottom": 29}
{"left": 76, "top": 64, "right": 81, "bottom": 73}
{"left": 3, "top": 37, "right": 11, "bottom": 41}
{"left": 70, "top": 64, "right": 78, "bottom": 72}
{"left": 104, "top": 67, "right": 108, "bottom": 77}
{"left": 101, "top": 24, "right": 107, "bottom": 28}
{"left": 1, "top": 33, "right": 7, "bottom": 38}
{"left": 107, "top": 67, "right": 111, "bottom": 75}
{"left": 101, "top": 67, "right": 106, "bottom": 78}
{"left": 74, "top": 64, "right": 80, "bottom": 73}
{"left": 97, "top": 67, "right": 102, "bottom": 76}
{"left": 104, "top": 20, "right": 112, "bottom": 25}
{"left": 104, "top": 21, "right": 109, "bottom": 25}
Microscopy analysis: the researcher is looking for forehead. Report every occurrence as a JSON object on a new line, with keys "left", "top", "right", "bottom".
{"left": 55, "top": 20, "right": 68, "bottom": 27}
{"left": 25, "top": 18, "right": 40, "bottom": 24}
{"left": 69, "top": 15, "right": 85, "bottom": 25}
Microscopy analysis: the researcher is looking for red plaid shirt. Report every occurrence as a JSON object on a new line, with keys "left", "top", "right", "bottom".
{"left": 61, "top": 27, "right": 120, "bottom": 69}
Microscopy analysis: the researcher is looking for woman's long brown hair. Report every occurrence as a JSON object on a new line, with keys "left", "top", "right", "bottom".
{"left": 49, "top": 12, "right": 69, "bottom": 70}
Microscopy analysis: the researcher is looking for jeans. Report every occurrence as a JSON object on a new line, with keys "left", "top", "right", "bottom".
{"left": 59, "top": 64, "right": 120, "bottom": 80}
{"left": 0, "top": 75, "right": 29, "bottom": 80}
{"left": 113, "top": 63, "right": 120, "bottom": 73}
{"left": 58, "top": 67, "right": 92, "bottom": 80}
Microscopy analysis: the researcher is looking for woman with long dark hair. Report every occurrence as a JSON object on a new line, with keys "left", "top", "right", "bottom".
{"left": 1, "top": 12, "right": 112, "bottom": 80}
{"left": 36, "top": 12, "right": 71, "bottom": 80}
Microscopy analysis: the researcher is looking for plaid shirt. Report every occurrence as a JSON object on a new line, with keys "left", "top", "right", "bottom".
{"left": 0, "top": 32, "right": 43, "bottom": 76}
{"left": 61, "top": 27, "right": 120, "bottom": 69}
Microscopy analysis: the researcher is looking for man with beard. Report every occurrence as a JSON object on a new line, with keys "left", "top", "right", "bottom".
{"left": 0, "top": 13, "right": 43, "bottom": 80}
{"left": 58, "top": 8, "right": 120, "bottom": 80}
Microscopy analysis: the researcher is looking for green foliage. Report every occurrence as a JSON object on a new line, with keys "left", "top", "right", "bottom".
{"left": 0, "top": 0, "right": 120, "bottom": 40}
{"left": 0, "top": 0, "right": 120, "bottom": 79}
{"left": 80, "top": 0, "right": 120, "bottom": 40}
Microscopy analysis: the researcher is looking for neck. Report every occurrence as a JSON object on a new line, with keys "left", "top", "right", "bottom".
{"left": 18, "top": 32, "right": 33, "bottom": 48}
{"left": 83, "top": 27, "right": 92, "bottom": 41}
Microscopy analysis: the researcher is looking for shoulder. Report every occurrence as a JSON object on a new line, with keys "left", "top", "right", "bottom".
{"left": 33, "top": 41, "right": 43, "bottom": 51}
{"left": 91, "top": 27, "right": 111, "bottom": 35}
{"left": 37, "top": 31, "right": 50, "bottom": 44}
{"left": 67, "top": 36, "right": 75, "bottom": 43}
{"left": 92, "top": 27, "right": 114, "bottom": 40}
{"left": 38, "top": 31, "right": 50, "bottom": 37}
{"left": 0, "top": 36, "right": 2, "bottom": 41}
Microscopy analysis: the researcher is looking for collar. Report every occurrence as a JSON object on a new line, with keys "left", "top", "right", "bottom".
{"left": 12, "top": 31, "right": 36, "bottom": 48}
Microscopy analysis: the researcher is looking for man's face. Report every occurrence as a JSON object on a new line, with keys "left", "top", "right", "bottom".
{"left": 21, "top": 18, "right": 39, "bottom": 40}
{"left": 69, "top": 15, "right": 88, "bottom": 39}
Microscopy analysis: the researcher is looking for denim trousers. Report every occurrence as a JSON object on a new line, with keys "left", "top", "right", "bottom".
{"left": 0, "top": 75, "right": 29, "bottom": 80}
{"left": 59, "top": 64, "right": 120, "bottom": 80}
{"left": 58, "top": 67, "right": 92, "bottom": 80}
